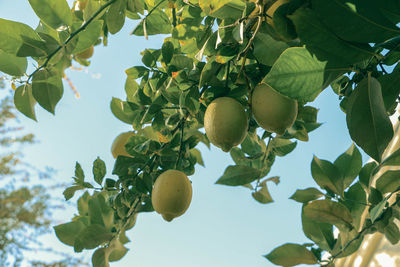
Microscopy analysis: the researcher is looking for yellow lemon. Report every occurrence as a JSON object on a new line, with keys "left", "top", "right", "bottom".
{"left": 204, "top": 97, "right": 248, "bottom": 152}
{"left": 111, "top": 131, "right": 135, "bottom": 158}
{"left": 151, "top": 170, "right": 192, "bottom": 222}
{"left": 76, "top": 46, "right": 94, "bottom": 59}
{"left": 251, "top": 83, "right": 297, "bottom": 135}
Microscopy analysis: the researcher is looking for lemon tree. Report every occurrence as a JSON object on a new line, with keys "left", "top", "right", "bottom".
{"left": 2, "top": 0, "right": 400, "bottom": 266}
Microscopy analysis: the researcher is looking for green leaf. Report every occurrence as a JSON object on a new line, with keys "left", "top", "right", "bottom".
{"left": 304, "top": 199, "right": 353, "bottom": 230}
{"left": 370, "top": 199, "right": 387, "bottom": 223}
{"left": 161, "top": 41, "right": 174, "bottom": 64}
{"left": 92, "top": 248, "right": 110, "bottom": 267}
{"left": 359, "top": 161, "right": 377, "bottom": 192}
{"left": 381, "top": 147, "right": 400, "bottom": 167}
{"left": 346, "top": 76, "right": 393, "bottom": 163}
{"left": 311, "top": 156, "right": 343, "bottom": 195}
{"left": 74, "top": 162, "right": 85, "bottom": 182}
{"left": 125, "top": 66, "right": 149, "bottom": 79}
{"left": 76, "top": 224, "right": 114, "bottom": 250}
{"left": 252, "top": 183, "right": 273, "bottom": 204}
{"left": 376, "top": 170, "right": 400, "bottom": 194}
{"left": 93, "top": 157, "right": 106, "bottom": 186}
{"left": 216, "top": 165, "right": 261, "bottom": 186}
{"left": 54, "top": 220, "right": 86, "bottom": 246}
{"left": 132, "top": 10, "right": 171, "bottom": 36}
{"left": 289, "top": 188, "right": 324, "bottom": 203}
{"left": 333, "top": 144, "right": 362, "bottom": 189}
{"left": 14, "top": 84, "right": 36, "bottom": 121}
{"left": 199, "top": 0, "right": 245, "bottom": 20}
{"left": 31, "top": 70, "right": 63, "bottom": 114}
{"left": 270, "top": 138, "right": 297, "bottom": 157}
{"left": 190, "top": 148, "right": 204, "bottom": 167}
{"left": 302, "top": 206, "right": 335, "bottom": 251}
{"left": 384, "top": 221, "right": 400, "bottom": 245}
{"left": 88, "top": 193, "right": 114, "bottom": 230}
{"left": 343, "top": 182, "right": 367, "bottom": 230}
{"left": 265, "top": 243, "right": 318, "bottom": 266}
{"left": 110, "top": 97, "right": 137, "bottom": 124}
{"left": 109, "top": 239, "right": 129, "bottom": 262}
{"left": 0, "top": 18, "right": 45, "bottom": 56}
{"left": 253, "top": 25, "right": 289, "bottom": 66}
{"left": 263, "top": 47, "right": 346, "bottom": 102}
{"left": 289, "top": 7, "right": 375, "bottom": 64}
{"left": 28, "top": 0, "right": 72, "bottom": 29}
{"left": 72, "top": 21, "right": 103, "bottom": 54}
{"left": 311, "top": 0, "right": 400, "bottom": 43}
{"left": 379, "top": 71, "right": 400, "bottom": 111}
{"left": 106, "top": 0, "right": 127, "bottom": 34}
{"left": 0, "top": 50, "right": 27, "bottom": 76}
{"left": 170, "top": 55, "right": 193, "bottom": 70}
{"left": 199, "top": 56, "right": 222, "bottom": 89}
{"left": 63, "top": 185, "right": 85, "bottom": 201}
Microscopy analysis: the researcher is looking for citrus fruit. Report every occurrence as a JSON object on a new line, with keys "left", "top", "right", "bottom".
{"left": 111, "top": 131, "right": 135, "bottom": 158}
{"left": 251, "top": 83, "right": 297, "bottom": 135}
{"left": 204, "top": 97, "right": 248, "bottom": 152}
{"left": 151, "top": 170, "right": 192, "bottom": 222}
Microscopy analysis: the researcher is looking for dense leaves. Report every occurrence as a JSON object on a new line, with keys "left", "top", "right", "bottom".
{"left": 3, "top": 0, "right": 400, "bottom": 266}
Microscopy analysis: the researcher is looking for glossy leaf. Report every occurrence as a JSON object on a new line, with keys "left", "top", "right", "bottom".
{"left": 302, "top": 206, "right": 335, "bottom": 251}
{"left": 270, "top": 138, "right": 297, "bottom": 157}
{"left": 0, "top": 50, "right": 27, "bottom": 76}
{"left": 14, "top": 84, "right": 36, "bottom": 121}
{"left": 263, "top": 47, "right": 346, "bottom": 102}
{"left": 92, "top": 248, "right": 110, "bottom": 267}
{"left": 311, "top": 156, "right": 342, "bottom": 195}
{"left": 304, "top": 199, "right": 353, "bottom": 230}
{"left": 31, "top": 70, "right": 64, "bottom": 114}
{"left": 333, "top": 144, "right": 362, "bottom": 189}
{"left": 265, "top": 243, "right": 318, "bottom": 266}
{"left": 311, "top": 0, "right": 400, "bottom": 43}
{"left": 290, "top": 7, "right": 375, "bottom": 64}
{"left": 216, "top": 165, "right": 261, "bottom": 186}
{"left": 370, "top": 199, "right": 387, "bottom": 223}
{"left": 73, "top": 21, "right": 103, "bottom": 53}
{"left": 376, "top": 170, "right": 400, "bottom": 194}
{"left": 110, "top": 97, "right": 137, "bottom": 124}
{"left": 63, "top": 185, "right": 85, "bottom": 200}
{"left": 93, "top": 157, "right": 106, "bottom": 186}
{"left": 0, "top": 18, "right": 44, "bottom": 56}
{"left": 290, "top": 188, "right": 324, "bottom": 203}
{"left": 28, "top": 0, "right": 72, "bottom": 29}
{"left": 54, "top": 220, "right": 86, "bottom": 246}
{"left": 106, "top": 0, "right": 127, "bottom": 34}
{"left": 346, "top": 76, "right": 393, "bottom": 162}
{"left": 252, "top": 183, "right": 273, "bottom": 204}
{"left": 385, "top": 221, "right": 400, "bottom": 245}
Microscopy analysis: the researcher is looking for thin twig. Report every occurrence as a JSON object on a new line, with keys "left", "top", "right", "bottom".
{"left": 28, "top": 0, "right": 117, "bottom": 81}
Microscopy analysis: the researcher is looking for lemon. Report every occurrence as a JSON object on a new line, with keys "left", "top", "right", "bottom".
{"left": 204, "top": 97, "right": 248, "bottom": 152}
{"left": 111, "top": 131, "right": 135, "bottom": 158}
{"left": 251, "top": 83, "right": 297, "bottom": 135}
{"left": 76, "top": 46, "right": 94, "bottom": 59}
{"left": 151, "top": 170, "right": 192, "bottom": 222}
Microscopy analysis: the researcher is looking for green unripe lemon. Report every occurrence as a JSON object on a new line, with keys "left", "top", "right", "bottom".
{"left": 111, "top": 131, "right": 135, "bottom": 158}
{"left": 251, "top": 83, "right": 298, "bottom": 135}
{"left": 151, "top": 170, "right": 192, "bottom": 222}
{"left": 204, "top": 97, "right": 248, "bottom": 152}
{"left": 76, "top": 46, "right": 94, "bottom": 59}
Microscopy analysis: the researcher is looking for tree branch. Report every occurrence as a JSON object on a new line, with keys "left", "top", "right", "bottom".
{"left": 27, "top": 0, "right": 117, "bottom": 81}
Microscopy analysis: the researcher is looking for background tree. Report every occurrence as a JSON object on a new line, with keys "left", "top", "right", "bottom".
{"left": 0, "top": 0, "right": 400, "bottom": 266}
{"left": 0, "top": 89, "right": 86, "bottom": 266}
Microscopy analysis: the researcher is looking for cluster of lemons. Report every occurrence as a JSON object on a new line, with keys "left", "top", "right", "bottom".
{"left": 111, "top": 83, "right": 297, "bottom": 222}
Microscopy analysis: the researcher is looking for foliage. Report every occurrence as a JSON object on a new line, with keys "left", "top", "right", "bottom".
{"left": 1, "top": 0, "right": 400, "bottom": 266}
{"left": 0, "top": 95, "right": 87, "bottom": 266}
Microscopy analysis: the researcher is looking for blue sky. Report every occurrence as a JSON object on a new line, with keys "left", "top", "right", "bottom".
{"left": 0, "top": 2, "right": 362, "bottom": 266}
